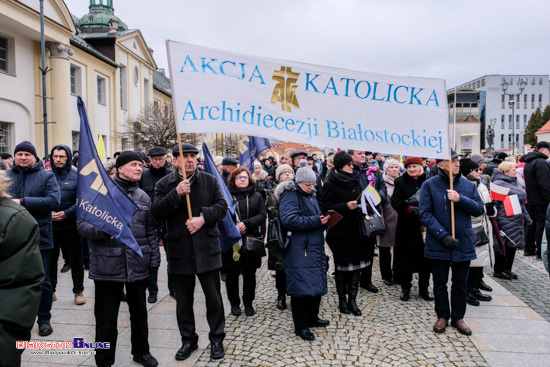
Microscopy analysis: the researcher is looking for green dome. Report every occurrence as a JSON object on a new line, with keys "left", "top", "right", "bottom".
{"left": 75, "top": 0, "right": 128, "bottom": 32}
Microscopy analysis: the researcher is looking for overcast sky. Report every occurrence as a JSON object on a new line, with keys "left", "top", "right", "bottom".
{"left": 64, "top": 0, "right": 550, "bottom": 89}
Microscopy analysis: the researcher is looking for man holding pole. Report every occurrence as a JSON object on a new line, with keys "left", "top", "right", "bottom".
{"left": 152, "top": 143, "right": 228, "bottom": 361}
{"left": 419, "top": 149, "right": 484, "bottom": 336}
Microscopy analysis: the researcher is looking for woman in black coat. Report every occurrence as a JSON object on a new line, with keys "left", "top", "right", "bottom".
{"left": 322, "top": 151, "right": 370, "bottom": 316}
{"left": 223, "top": 167, "right": 267, "bottom": 317}
{"left": 391, "top": 156, "right": 432, "bottom": 302}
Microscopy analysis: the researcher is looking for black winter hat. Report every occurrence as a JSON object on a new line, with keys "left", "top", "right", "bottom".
{"left": 172, "top": 143, "right": 199, "bottom": 157}
{"left": 459, "top": 158, "right": 479, "bottom": 177}
{"left": 115, "top": 151, "right": 144, "bottom": 168}
{"left": 147, "top": 146, "right": 167, "bottom": 157}
{"left": 333, "top": 151, "right": 353, "bottom": 170}
{"left": 14, "top": 141, "right": 38, "bottom": 158}
{"left": 222, "top": 157, "right": 238, "bottom": 166}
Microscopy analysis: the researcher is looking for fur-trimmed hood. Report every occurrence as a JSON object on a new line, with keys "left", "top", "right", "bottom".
{"left": 274, "top": 180, "right": 296, "bottom": 200}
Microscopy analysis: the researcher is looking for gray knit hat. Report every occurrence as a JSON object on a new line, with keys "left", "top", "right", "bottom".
{"left": 295, "top": 159, "right": 317, "bottom": 183}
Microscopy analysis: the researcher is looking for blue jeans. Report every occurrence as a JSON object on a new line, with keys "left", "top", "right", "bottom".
{"left": 431, "top": 259, "right": 470, "bottom": 321}
{"left": 37, "top": 250, "right": 53, "bottom": 324}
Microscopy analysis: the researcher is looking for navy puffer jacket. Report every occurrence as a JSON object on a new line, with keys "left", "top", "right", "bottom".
{"left": 50, "top": 144, "right": 78, "bottom": 229}
{"left": 8, "top": 161, "right": 60, "bottom": 250}
{"left": 420, "top": 170, "right": 484, "bottom": 262}
{"left": 491, "top": 170, "right": 532, "bottom": 248}
{"left": 77, "top": 175, "right": 160, "bottom": 282}
{"left": 278, "top": 181, "right": 327, "bottom": 297}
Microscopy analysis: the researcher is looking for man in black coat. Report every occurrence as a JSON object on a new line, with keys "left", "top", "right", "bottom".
{"left": 524, "top": 141, "right": 550, "bottom": 257}
{"left": 139, "top": 146, "right": 174, "bottom": 303}
{"left": 49, "top": 144, "right": 86, "bottom": 306}
{"left": 152, "top": 143, "right": 228, "bottom": 361}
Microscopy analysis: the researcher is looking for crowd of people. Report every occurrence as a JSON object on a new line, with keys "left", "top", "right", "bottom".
{"left": 1, "top": 140, "right": 550, "bottom": 367}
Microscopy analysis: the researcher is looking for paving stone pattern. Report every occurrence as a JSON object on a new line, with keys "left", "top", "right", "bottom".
{"left": 488, "top": 250, "right": 550, "bottom": 322}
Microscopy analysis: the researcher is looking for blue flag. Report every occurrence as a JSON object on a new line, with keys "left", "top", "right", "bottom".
{"left": 239, "top": 135, "right": 271, "bottom": 170}
{"left": 202, "top": 143, "right": 242, "bottom": 254}
{"left": 76, "top": 96, "right": 142, "bottom": 256}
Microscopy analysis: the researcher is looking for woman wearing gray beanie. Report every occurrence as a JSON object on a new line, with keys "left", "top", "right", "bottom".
{"left": 278, "top": 160, "right": 330, "bottom": 341}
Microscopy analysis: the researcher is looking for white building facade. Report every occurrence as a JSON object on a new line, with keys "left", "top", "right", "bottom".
{"left": 451, "top": 74, "right": 549, "bottom": 154}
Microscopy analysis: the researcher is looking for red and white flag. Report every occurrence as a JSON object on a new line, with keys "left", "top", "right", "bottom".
{"left": 490, "top": 183, "right": 510, "bottom": 201}
{"left": 504, "top": 194, "right": 522, "bottom": 216}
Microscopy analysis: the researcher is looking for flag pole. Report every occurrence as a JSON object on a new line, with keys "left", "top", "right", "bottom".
{"left": 449, "top": 160, "right": 455, "bottom": 238}
{"left": 177, "top": 133, "right": 193, "bottom": 219}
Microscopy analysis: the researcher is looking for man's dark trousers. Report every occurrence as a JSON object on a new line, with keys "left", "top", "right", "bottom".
{"left": 94, "top": 278, "right": 150, "bottom": 366}
{"left": 50, "top": 228, "right": 84, "bottom": 294}
{"left": 525, "top": 204, "right": 548, "bottom": 256}
{"left": 431, "top": 259, "right": 470, "bottom": 321}
{"left": 172, "top": 270, "right": 225, "bottom": 344}
{"left": 37, "top": 250, "right": 53, "bottom": 325}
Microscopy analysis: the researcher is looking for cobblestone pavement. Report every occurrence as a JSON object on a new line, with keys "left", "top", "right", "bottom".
{"left": 193, "top": 250, "right": 489, "bottom": 367}
{"left": 488, "top": 249, "right": 550, "bottom": 322}
{"left": 29, "top": 245, "right": 544, "bottom": 366}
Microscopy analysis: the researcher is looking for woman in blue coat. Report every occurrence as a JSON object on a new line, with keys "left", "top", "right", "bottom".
{"left": 279, "top": 160, "right": 330, "bottom": 341}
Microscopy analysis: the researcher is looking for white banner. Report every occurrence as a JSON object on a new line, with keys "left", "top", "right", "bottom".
{"left": 167, "top": 41, "right": 450, "bottom": 158}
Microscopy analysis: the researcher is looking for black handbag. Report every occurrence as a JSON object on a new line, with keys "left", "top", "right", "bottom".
{"left": 474, "top": 226, "right": 490, "bottom": 247}
{"left": 266, "top": 217, "right": 290, "bottom": 252}
{"left": 358, "top": 191, "right": 386, "bottom": 239}
{"left": 242, "top": 235, "right": 267, "bottom": 257}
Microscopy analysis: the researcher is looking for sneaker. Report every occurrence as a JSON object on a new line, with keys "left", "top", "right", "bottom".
{"left": 74, "top": 293, "right": 86, "bottom": 305}
{"left": 133, "top": 353, "right": 158, "bottom": 367}
{"left": 52, "top": 292, "right": 57, "bottom": 302}
{"left": 60, "top": 263, "right": 71, "bottom": 273}
{"left": 38, "top": 323, "right": 53, "bottom": 337}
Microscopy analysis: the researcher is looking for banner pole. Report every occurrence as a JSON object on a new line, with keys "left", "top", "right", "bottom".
{"left": 449, "top": 160, "right": 455, "bottom": 238}
{"left": 177, "top": 133, "right": 193, "bottom": 219}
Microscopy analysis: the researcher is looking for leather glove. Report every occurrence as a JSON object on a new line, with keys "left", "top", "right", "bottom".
{"left": 485, "top": 202, "right": 496, "bottom": 216}
{"left": 149, "top": 267, "right": 158, "bottom": 275}
{"left": 411, "top": 207, "right": 419, "bottom": 218}
{"left": 441, "top": 234, "right": 458, "bottom": 249}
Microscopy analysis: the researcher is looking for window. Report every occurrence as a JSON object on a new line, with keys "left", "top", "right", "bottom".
{"left": 509, "top": 94, "right": 513, "bottom": 109}
{"left": 481, "top": 79, "right": 485, "bottom": 87}
{"left": 153, "top": 100, "right": 160, "bottom": 117}
{"left": 71, "top": 131, "right": 79, "bottom": 152}
{"left": 540, "top": 78, "right": 543, "bottom": 85}
{"left": 0, "top": 36, "right": 7, "bottom": 73}
{"left": 501, "top": 120, "right": 505, "bottom": 129}
{"left": 539, "top": 94, "right": 542, "bottom": 108}
{"left": 121, "top": 137, "right": 128, "bottom": 151}
{"left": 532, "top": 78, "right": 535, "bottom": 85}
{"left": 501, "top": 94, "right": 505, "bottom": 109}
{"left": 531, "top": 94, "right": 535, "bottom": 108}
{"left": 120, "top": 65, "right": 127, "bottom": 110}
{"left": 0, "top": 122, "right": 11, "bottom": 154}
{"left": 501, "top": 134, "right": 504, "bottom": 146}
{"left": 70, "top": 64, "right": 82, "bottom": 96}
{"left": 476, "top": 80, "right": 480, "bottom": 88}
{"left": 524, "top": 94, "right": 527, "bottom": 109}
{"left": 97, "top": 76, "right": 106, "bottom": 105}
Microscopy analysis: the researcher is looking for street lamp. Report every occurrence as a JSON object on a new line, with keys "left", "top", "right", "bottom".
{"left": 500, "top": 78, "right": 526, "bottom": 155}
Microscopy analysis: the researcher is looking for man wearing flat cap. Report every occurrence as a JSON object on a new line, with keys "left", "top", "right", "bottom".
{"left": 523, "top": 141, "right": 550, "bottom": 258}
{"left": 152, "top": 143, "right": 228, "bottom": 361}
{"left": 7, "top": 141, "right": 60, "bottom": 337}
{"left": 140, "top": 146, "right": 175, "bottom": 303}
{"left": 419, "top": 149, "right": 484, "bottom": 336}
{"left": 221, "top": 157, "right": 238, "bottom": 186}
{"left": 77, "top": 151, "right": 160, "bottom": 367}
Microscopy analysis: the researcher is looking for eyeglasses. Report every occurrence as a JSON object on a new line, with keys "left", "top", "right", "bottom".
{"left": 52, "top": 155, "right": 67, "bottom": 159}
{"left": 474, "top": 168, "right": 482, "bottom": 172}
{"left": 236, "top": 175, "right": 249, "bottom": 180}
{"left": 347, "top": 162, "right": 354, "bottom": 167}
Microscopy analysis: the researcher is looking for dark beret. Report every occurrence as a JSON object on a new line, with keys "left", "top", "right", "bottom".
{"left": 291, "top": 150, "right": 308, "bottom": 159}
{"left": 172, "top": 143, "right": 199, "bottom": 157}
{"left": 147, "top": 146, "right": 166, "bottom": 157}
{"left": 222, "top": 157, "right": 238, "bottom": 166}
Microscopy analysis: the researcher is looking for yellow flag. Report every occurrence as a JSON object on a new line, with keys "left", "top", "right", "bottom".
{"left": 97, "top": 132, "right": 106, "bottom": 162}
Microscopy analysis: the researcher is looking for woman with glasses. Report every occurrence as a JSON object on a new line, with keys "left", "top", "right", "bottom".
{"left": 266, "top": 164, "right": 295, "bottom": 310}
{"left": 223, "top": 167, "right": 266, "bottom": 317}
{"left": 278, "top": 160, "right": 330, "bottom": 341}
{"left": 322, "top": 151, "right": 370, "bottom": 316}
{"left": 459, "top": 159, "right": 495, "bottom": 306}
{"left": 391, "top": 156, "right": 432, "bottom": 302}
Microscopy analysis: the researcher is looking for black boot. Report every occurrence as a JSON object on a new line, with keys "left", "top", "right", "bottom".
{"left": 335, "top": 270, "right": 349, "bottom": 314}
{"left": 466, "top": 287, "right": 480, "bottom": 306}
{"left": 277, "top": 294, "right": 287, "bottom": 310}
{"left": 472, "top": 287, "right": 492, "bottom": 301}
{"left": 347, "top": 271, "right": 362, "bottom": 316}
